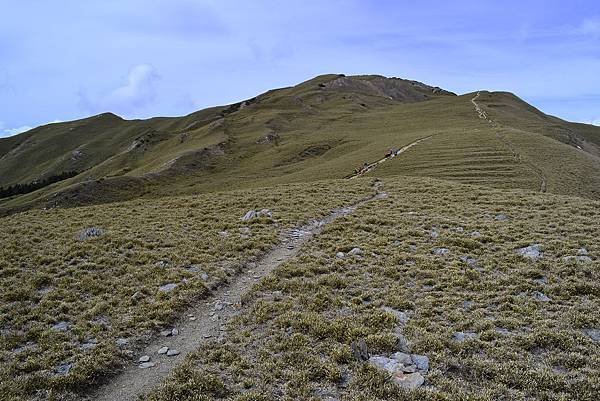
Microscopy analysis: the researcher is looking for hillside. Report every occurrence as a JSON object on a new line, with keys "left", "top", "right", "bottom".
{"left": 2, "top": 74, "right": 600, "bottom": 215}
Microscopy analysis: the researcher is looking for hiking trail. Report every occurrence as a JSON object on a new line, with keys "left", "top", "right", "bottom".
{"left": 86, "top": 182, "right": 387, "bottom": 401}
{"left": 471, "top": 91, "right": 547, "bottom": 193}
{"left": 347, "top": 136, "right": 432, "bottom": 179}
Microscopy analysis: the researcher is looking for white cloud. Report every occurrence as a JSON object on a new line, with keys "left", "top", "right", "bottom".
{"left": 0, "top": 120, "right": 62, "bottom": 138}
{"left": 79, "top": 64, "right": 160, "bottom": 116}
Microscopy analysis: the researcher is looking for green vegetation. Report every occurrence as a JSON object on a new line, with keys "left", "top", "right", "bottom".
{"left": 2, "top": 75, "right": 599, "bottom": 215}
{"left": 1, "top": 74, "right": 599, "bottom": 400}
{"left": 146, "top": 176, "right": 600, "bottom": 401}
{"left": 0, "top": 180, "right": 371, "bottom": 400}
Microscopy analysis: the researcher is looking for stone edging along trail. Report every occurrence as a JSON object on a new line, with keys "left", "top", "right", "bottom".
{"left": 347, "top": 136, "right": 432, "bottom": 180}
{"left": 87, "top": 182, "right": 387, "bottom": 401}
{"left": 471, "top": 91, "right": 547, "bottom": 193}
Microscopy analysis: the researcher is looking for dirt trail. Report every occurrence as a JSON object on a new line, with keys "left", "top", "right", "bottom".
{"left": 87, "top": 183, "right": 387, "bottom": 401}
{"left": 471, "top": 91, "right": 547, "bottom": 193}
{"left": 348, "top": 136, "right": 432, "bottom": 179}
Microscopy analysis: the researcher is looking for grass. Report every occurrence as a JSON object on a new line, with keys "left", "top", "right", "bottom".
{"left": 0, "top": 179, "right": 372, "bottom": 400}
{"left": 2, "top": 75, "right": 600, "bottom": 216}
{"left": 145, "top": 175, "right": 600, "bottom": 401}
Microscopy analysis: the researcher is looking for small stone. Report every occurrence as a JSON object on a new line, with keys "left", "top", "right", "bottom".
{"left": 116, "top": 338, "right": 129, "bottom": 347}
{"left": 171, "top": 328, "right": 179, "bottom": 336}
{"left": 160, "top": 330, "right": 173, "bottom": 337}
{"left": 203, "top": 333, "right": 212, "bottom": 338}
{"left": 139, "top": 355, "right": 150, "bottom": 363}
{"left": 189, "top": 317, "right": 197, "bottom": 321}
{"left": 494, "top": 214, "right": 509, "bottom": 221}
{"left": 583, "top": 328, "right": 600, "bottom": 342}
{"left": 158, "top": 283, "right": 177, "bottom": 292}
{"left": 532, "top": 291, "right": 551, "bottom": 302}
{"left": 218, "top": 231, "right": 229, "bottom": 237}
{"left": 563, "top": 255, "right": 592, "bottom": 263}
{"left": 369, "top": 355, "right": 399, "bottom": 372}
{"left": 214, "top": 302, "right": 224, "bottom": 311}
{"left": 578, "top": 248, "right": 589, "bottom": 255}
{"left": 348, "top": 247, "right": 363, "bottom": 256}
{"left": 55, "top": 363, "right": 72, "bottom": 376}
{"left": 429, "top": 229, "right": 439, "bottom": 239}
{"left": 382, "top": 307, "right": 409, "bottom": 324}
{"left": 200, "top": 272, "right": 209, "bottom": 281}
{"left": 158, "top": 347, "right": 168, "bottom": 355}
{"left": 81, "top": 338, "right": 98, "bottom": 350}
{"left": 433, "top": 247, "right": 450, "bottom": 256}
{"left": 131, "top": 291, "right": 144, "bottom": 302}
{"left": 166, "top": 349, "right": 180, "bottom": 356}
{"left": 453, "top": 331, "right": 477, "bottom": 342}
{"left": 517, "top": 244, "right": 543, "bottom": 260}
{"left": 471, "top": 231, "right": 482, "bottom": 237}
{"left": 351, "top": 338, "right": 369, "bottom": 361}
{"left": 336, "top": 252, "right": 345, "bottom": 259}
{"left": 76, "top": 227, "right": 105, "bottom": 241}
{"left": 462, "top": 300, "right": 474, "bottom": 309}
{"left": 534, "top": 276, "right": 548, "bottom": 285}
{"left": 155, "top": 260, "right": 168, "bottom": 268}
{"left": 460, "top": 255, "right": 479, "bottom": 268}
{"left": 402, "top": 364, "right": 417, "bottom": 373}
{"left": 241, "top": 210, "right": 257, "bottom": 221}
{"left": 411, "top": 354, "right": 429, "bottom": 373}
{"left": 392, "top": 371, "right": 425, "bottom": 389}
{"left": 139, "top": 362, "right": 156, "bottom": 369}
{"left": 390, "top": 352, "right": 412, "bottom": 365}
{"left": 51, "top": 321, "right": 71, "bottom": 331}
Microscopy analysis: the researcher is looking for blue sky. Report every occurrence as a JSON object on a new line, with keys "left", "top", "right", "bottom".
{"left": 1, "top": 0, "right": 599, "bottom": 137}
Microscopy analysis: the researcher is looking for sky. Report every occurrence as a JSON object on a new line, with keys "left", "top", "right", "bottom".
{"left": 1, "top": 0, "right": 599, "bottom": 137}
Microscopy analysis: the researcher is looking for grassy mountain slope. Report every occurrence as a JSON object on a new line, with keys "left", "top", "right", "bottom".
{"left": 2, "top": 74, "right": 599, "bottom": 215}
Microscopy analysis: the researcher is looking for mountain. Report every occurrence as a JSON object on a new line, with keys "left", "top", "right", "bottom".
{"left": 1, "top": 73, "right": 600, "bottom": 215}
{"left": 2, "top": 74, "right": 600, "bottom": 401}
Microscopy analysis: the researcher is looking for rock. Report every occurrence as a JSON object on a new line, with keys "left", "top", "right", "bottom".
{"left": 76, "top": 227, "right": 105, "bottom": 241}
{"left": 139, "top": 362, "right": 156, "bottom": 369}
{"left": 214, "top": 302, "right": 224, "bottom": 311}
{"left": 494, "top": 214, "right": 509, "bottom": 221}
{"left": 158, "top": 283, "right": 177, "bottom": 292}
{"left": 51, "top": 321, "right": 71, "bottom": 331}
{"left": 158, "top": 347, "right": 169, "bottom": 355}
{"left": 516, "top": 244, "right": 543, "bottom": 260}
{"left": 258, "top": 209, "right": 272, "bottom": 218}
{"left": 155, "top": 260, "right": 169, "bottom": 268}
{"left": 348, "top": 247, "right": 363, "bottom": 256}
{"left": 200, "top": 272, "right": 209, "bottom": 281}
{"left": 369, "top": 355, "right": 399, "bottom": 372}
{"left": 336, "top": 252, "right": 345, "bottom": 259}
{"left": 411, "top": 354, "right": 429, "bottom": 373}
{"left": 80, "top": 338, "right": 98, "bottom": 350}
{"left": 429, "top": 229, "right": 439, "bottom": 239}
{"left": 350, "top": 338, "right": 369, "bottom": 361}
{"left": 131, "top": 292, "right": 144, "bottom": 302}
{"left": 402, "top": 364, "right": 417, "bottom": 373}
{"left": 218, "top": 230, "right": 229, "bottom": 237}
{"left": 534, "top": 276, "right": 548, "bottom": 285}
{"left": 171, "top": 328, "right": 179, "bottom": 336}
{"left": 532, "top": 291, "right": 551, "bottom": 302}
{"left": 453, "top": 226, "right": 464, "bottom": 232}
{"left": 432, "top": 247, "right": 450, "bottom": 256}
{"left": 160, "top": 329, "right": 173, "bottom": 337}
{"left": 241, "top": 210, "right": 257, "bottom": 221}
{"left": 583, "top": 328, "right": 600, "bottom": 342}
{"left": 392, "top": 371, "right": 425, "bottom": 389}
{"left": 139, "top": 355, "right": 150, "bottom": 363}
{"left": 382, "top": 307, "right": 409, "bottom": 325}
{"left": 460, "top": 255, "right": 479, "bottom": 268}
{"left": 495, "top": 327, "right": 510, "bottom": 336}
{"left": 166, "top": 349, "right": 180, "bottom": 356}
{"left": 462, "top": 300, "right": 474, "bottom": 310}
{"left": 578, "top": 248, "right": 589, "bottom": 255}
{"left": 470, "top": 231, "right": 482, "bottom": 237}
{"left": 452, "top": 331, "right": 477, "bottom": 342}
{"left": 55, "top": 363, "right": 72, "bottom": 376}
{"left": 116, "top": 338, "right": 129, "bottom": 347}
{"left": 390, "top": 352, "right": 412, "bottom": 365}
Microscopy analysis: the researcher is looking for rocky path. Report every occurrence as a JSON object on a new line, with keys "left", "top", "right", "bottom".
{"left": 471, "top": 91, "right": 547, "bottom": 193}
{"left": 348, "top": 136, "right": 432, "bottom": 180}
{"left": 87, "top": 183, "right": 387, "bottom": 401}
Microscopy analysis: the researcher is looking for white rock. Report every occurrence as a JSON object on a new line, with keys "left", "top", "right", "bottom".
{"left": 158, "top": 347, "right": 168, "bottom": 355}
{"left": 166, "top": 349, "right": 180, "bottom": 356}
{"left": 139, "top": 355, "right": 150, "bottom": 363}
{"left": 336, "top": 252, "right": 345, "bottom": 259}
{"left": 517, "top": 244, "right": 543, "bottom": 260}
{"left": 158, "top": 283, "right": 177, "bottom": 292}
{"left": 392, "top": 371, "right": 425, "bottom": 389}
{"left": 349, "top": 247, "right": 363, "bottom": 256}
{"left": 139, "top": 362, "right": 156, "bottom": 369}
